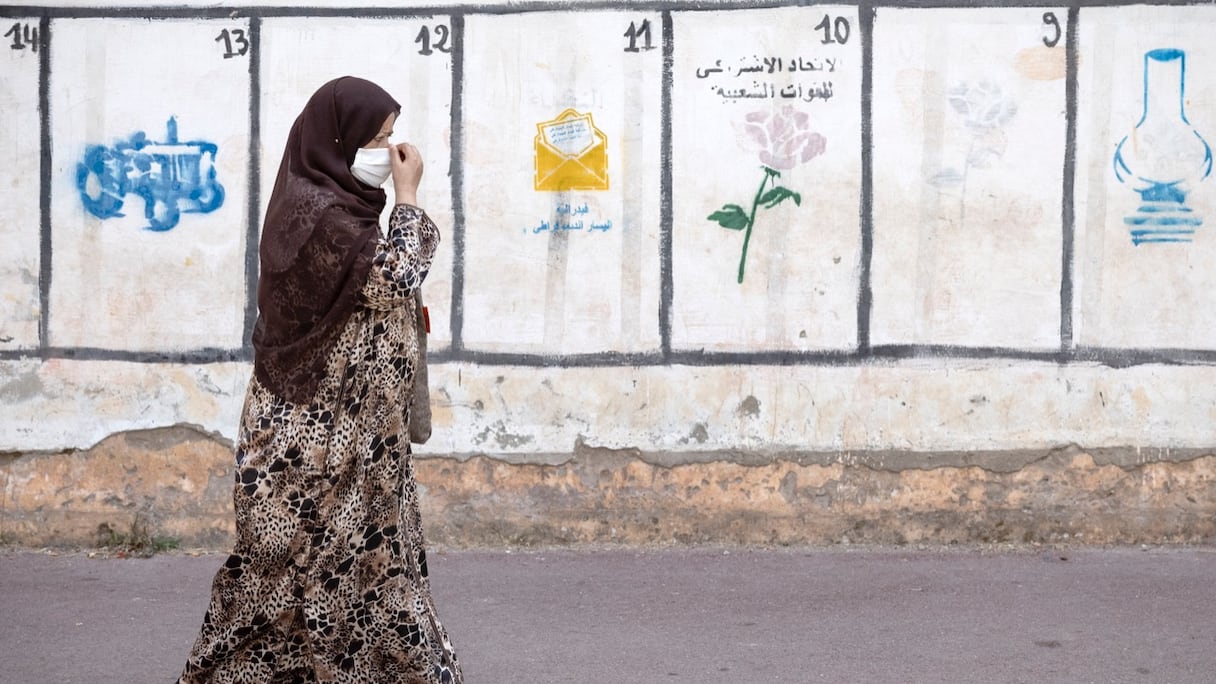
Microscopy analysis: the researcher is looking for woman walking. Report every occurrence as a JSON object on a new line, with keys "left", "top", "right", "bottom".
{"left": 178, "top": 76, "right": 461, "bottom": 684}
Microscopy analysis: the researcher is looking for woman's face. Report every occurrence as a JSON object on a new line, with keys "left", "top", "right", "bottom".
{"left": 363, "top": 112, "right": 397, "bottom": 149}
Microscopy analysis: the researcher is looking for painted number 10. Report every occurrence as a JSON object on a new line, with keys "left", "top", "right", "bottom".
{"left": 814, "top": 15, "right": 850, "bottom": 45}
{"left": 623, "top": 19, "right": 655, "bottom": 53}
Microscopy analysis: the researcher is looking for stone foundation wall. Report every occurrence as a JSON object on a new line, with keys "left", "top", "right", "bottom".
{"left": 4, "top": 426, "right": 1212, "bottom": 549}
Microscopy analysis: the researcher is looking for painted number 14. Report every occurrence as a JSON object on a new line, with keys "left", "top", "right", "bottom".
{"left": 4, "top": 22, "right": 38, "bottom": 52}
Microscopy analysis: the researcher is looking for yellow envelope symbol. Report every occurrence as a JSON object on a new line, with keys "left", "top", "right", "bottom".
{"left": 534, "top": 109, "right": 609, "bottom": 192}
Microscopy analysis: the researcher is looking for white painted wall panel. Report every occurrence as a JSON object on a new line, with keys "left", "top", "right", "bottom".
{"left": 671, "top": 6, "right": 862, "bottom": 352}
{"left": 461, "top": 11, "right": 663, "bottom": 355}
{"left": 1075, "top": 5, "right": 1216, "bottom": 349}
{"left": 0, "top": 18, "right": 41, "bottom": 351}
{"left": 871, "top": 7, "right": 1066, "bottom": 349}
{"left": 47, "top": 18, "right": 250, "bottom": 351}
{"left": 259, "top": 16, "right": 455, "bottom": 348}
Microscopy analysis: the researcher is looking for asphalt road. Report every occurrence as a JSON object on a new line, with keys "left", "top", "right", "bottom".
{"left": 1, "top": 545, "right": 1212, "bottom": 683}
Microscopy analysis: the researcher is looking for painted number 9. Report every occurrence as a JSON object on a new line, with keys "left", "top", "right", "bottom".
{"left": 1042, "top": 12, "right": 1062, "bottom": 48}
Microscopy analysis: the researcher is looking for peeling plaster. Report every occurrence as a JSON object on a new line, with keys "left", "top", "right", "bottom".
{"left": 12, "top": 362, "right": 1216, "bottom": 455}
{"left": 473, "top": 420, "right": 535, "bottom": 449}
{"left": 737, "top": 395, "right": 761, "bottom": 418}
{"left": 0, "top": 368, "right": 43, "bottom": 402}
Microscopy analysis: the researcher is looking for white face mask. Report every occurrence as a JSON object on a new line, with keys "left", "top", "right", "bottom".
{"left": 350, "top": 147, "right": 392, "bottom": 187}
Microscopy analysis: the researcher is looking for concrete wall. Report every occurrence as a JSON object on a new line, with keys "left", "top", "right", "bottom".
{"left": 3, "top": 1, "right": 1216, "bottom": 548}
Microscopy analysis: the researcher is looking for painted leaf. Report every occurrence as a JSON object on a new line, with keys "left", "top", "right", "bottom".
{"left": 928, "top": 168, "right": 964, "bottom": 187}
{"left": 759, "top": 187, "right": 801, "bottom": 209}
{"left": 708, "top": 204, "right": 749, "bottom": 230}
{"left": 967, "top": 146, "right": 999, "bottom": 168}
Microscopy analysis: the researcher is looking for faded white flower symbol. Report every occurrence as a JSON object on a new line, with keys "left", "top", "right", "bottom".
{"left": 930, "top": 80, "right": 1019, "bottom": 224}
{"left": 947, "top": 80, "right": 1018, "bottom": 131}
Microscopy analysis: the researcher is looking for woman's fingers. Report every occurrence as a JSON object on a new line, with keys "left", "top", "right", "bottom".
{"left": 391, "top": 143, "right": 424, "bottom": 201}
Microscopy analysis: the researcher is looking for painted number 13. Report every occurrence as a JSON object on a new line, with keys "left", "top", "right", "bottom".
{"left": 215, "top": 28, "right": 249, "bottom": 58}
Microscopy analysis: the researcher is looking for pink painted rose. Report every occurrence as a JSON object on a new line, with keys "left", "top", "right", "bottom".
{"left": 737, "top": 106, "right": 827, "bottom": 170}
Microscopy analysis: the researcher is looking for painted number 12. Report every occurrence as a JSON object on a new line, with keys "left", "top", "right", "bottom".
{"left": 415, "top": 24, "right": 451, "bottom": 56}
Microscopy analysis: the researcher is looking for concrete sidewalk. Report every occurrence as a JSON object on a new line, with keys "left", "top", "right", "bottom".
{"left": 1, "top": 545, "right": 1212, "bottom": 683}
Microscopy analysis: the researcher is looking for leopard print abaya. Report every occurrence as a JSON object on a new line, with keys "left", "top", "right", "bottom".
{"left": 179, "top": 205, "right": 461, "bottom": 684}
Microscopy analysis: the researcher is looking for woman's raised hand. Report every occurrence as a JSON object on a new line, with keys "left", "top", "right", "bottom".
{"left": 390, "top": 142, "right": 424, "bottom": 207}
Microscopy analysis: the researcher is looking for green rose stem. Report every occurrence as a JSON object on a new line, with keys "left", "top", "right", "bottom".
{"left": 709, "top": 165, "right": 799, "bottom": 284}
{"left": 738, "top": 167, "right": 777, "bottom": 283}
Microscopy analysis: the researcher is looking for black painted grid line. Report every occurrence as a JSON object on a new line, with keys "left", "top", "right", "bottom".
{"left": 857, "top": 2, "right": 874, "bottom": 352}
{"left": 427, "top": 345, "right": 1216, "bottom": 367}
{"left": 8, "top": 344, "right": 1216, "bottom": 367}
{"left": 37, "top": 14, "right": 50, "bottom": 358}
{"left": 659, "top": 10, "right": 674, "bottom": 359}
{"left": 242, "top": 16, "right": 261, "bottom": 355}
{"left": 0, "top": 347, "right": 248, "bottom": 364}
{"left": 1060, "top": 2, "right": 1078, "bottom": 351}
{"left": 431, "top": 349, "right": 666, "bottom": 367}
{"left": 874, "top": 345, "right": 1216, "bottom": 366}
{"left": 865, "top": 0, "right": 1216, "bottom": 6}
{"left": 448, "top": 12, "right": 466, "bottom": 354}
{"left": 869, "top": 0, "right": 1216, "bottom": 6}
{"left": 4, "top": 0, "right": 1216, "bottom": 21}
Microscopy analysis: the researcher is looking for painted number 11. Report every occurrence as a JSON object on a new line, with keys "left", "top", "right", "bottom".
{"left": 623, "top": 19, "right": 655, "bottom": 53}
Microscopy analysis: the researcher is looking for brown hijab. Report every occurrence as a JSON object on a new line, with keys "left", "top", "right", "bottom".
{"left": 252, "top": 76, "right": 401, "bottom": 403}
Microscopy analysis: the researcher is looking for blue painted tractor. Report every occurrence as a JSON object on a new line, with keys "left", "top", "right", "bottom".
{"left": 76, "top": 117, "right": 224, "bottom": 231}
